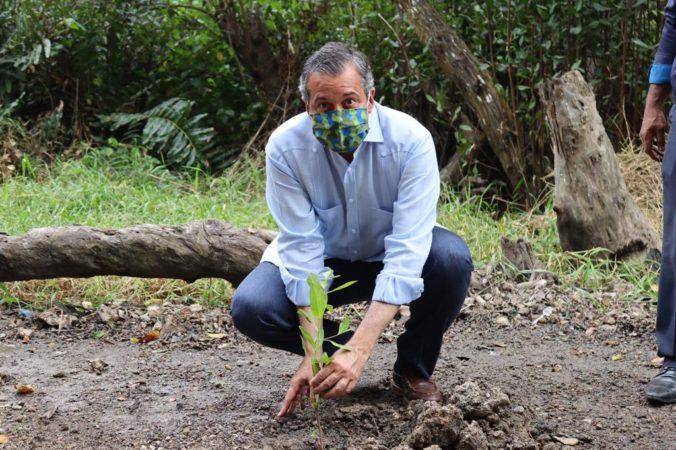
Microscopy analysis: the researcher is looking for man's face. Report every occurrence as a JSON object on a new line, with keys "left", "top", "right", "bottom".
{"left": 306, "top": 64, "right": 375, "bottom": 115}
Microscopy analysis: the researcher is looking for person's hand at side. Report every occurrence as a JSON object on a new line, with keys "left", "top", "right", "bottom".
{"left": 640, "top": 83, "right": 671, "bottom": 162}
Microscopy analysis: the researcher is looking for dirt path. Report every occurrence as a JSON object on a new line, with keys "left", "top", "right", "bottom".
{"left": 1, "top": 275, "right": 675, "bottom": 449}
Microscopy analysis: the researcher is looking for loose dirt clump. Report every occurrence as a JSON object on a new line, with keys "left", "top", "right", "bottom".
{"left": 397, "top": 381, "right": 536, "bottom": 449}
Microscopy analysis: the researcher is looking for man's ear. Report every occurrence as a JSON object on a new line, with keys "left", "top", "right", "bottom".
{"left": 367, "top": 88, "right": 376, "bottom": 113}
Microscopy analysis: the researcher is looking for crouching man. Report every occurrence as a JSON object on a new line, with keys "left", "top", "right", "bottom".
{"left": 231, "top": 42, "right": 473, "bottom": 417}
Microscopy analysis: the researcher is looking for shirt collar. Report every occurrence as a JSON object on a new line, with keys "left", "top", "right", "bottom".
{"left": 363, "top": 103, "right": 384, "bottom": 143}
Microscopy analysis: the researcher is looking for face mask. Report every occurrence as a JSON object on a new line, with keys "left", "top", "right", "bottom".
{"left": 310, "top": 106, "right": 370, "bottom": 154}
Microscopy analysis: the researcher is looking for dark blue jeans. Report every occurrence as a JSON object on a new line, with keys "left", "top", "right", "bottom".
{"left": 231, "top": 226, "right": 473, "bottom": 380}
{"left": 657, "top": 117, "right": 676, "bottom": 363}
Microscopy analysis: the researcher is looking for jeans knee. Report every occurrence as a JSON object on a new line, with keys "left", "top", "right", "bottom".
{"left": 446, "top": 247, "right": 474, "bottom": 283}
{"left": 230, "top": 290, "right": 256, "bottom": 336}
{"left": 430, "top": 230, "right": 474, "bottom": 283}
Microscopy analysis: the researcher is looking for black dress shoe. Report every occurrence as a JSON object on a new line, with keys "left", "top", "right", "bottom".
{"left": 645, "top": 367, "right": 676, "bottom": 404}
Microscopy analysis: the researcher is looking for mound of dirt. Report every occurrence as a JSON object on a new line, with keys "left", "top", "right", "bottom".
{"left": 394, "top": 381, "right": 536, "bottom": 450}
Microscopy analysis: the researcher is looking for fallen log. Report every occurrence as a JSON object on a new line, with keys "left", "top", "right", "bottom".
{"left": 0, "top": 220, "right": 276, "bottom": 285}
{"left": 539, "top": 70, "right": 660, "bottom": 260}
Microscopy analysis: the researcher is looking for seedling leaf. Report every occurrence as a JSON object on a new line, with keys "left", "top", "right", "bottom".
{"left": 307, "top": 273, "right": 328, "bottom": 318}
{"left": 328, "top": 280, "right": 358, "bottom": 294}
{"left": 338, "top": 315, "right": 351, "bottom": 335}
{"left": 326, "top": 340, "right": 351, "bottom": 352}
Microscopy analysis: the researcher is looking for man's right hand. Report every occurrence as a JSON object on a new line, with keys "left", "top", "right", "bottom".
{"left": 278, "top": 356, "right": 314, "bottom": 417}
{"left": 640, "top": 83, "right": 671, "bottom": 162}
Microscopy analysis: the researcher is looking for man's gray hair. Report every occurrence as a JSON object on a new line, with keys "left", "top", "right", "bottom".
{"left": 298, "top": 42, "right": 374, "bottom": 103}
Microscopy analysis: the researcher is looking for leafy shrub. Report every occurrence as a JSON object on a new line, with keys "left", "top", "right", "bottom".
{"left": 99, "top": 98, "right": 216, "bottom": 169}
{"left": 0, "top": 0, "right": 667, "bottom": 173}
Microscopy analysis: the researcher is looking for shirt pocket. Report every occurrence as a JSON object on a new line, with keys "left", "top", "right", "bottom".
{"left": 314, "top": 204, "right": 343, "bottom": 236}
{"left": 365, "top": 207, "right": 394, "bottom": 252}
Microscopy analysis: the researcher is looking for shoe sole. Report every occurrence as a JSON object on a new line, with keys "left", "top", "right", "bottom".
{"left": 645, "top": 393, "right": 676, "bottom": 404}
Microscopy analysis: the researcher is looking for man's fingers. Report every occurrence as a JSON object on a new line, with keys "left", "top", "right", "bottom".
{"left": 278, "top": 383, "right": 300, "bottom": 417}
{"left": 314, "top": 372, "right": 341, "bottom": 394}
{"left": 324, "top": 379, "right": 349, "bottom": 399}
{"left": 296, "top": 385, "right": 309, "bottom": 410}
{"left": 310, "top": 365, "right": 334, "bottom": 388}
{"left": 642, "top": 130, "right": 652, "bottom": 154}
{"left": 656, "top": 132, "right": 666, "bottom": 160}
{"left": 346, "top": 379, "right": 358, "bottom": 394}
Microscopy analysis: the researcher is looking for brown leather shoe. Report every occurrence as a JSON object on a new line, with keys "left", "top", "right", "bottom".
{"left": 391, "top": 372, "right": 444, "bottom": 402}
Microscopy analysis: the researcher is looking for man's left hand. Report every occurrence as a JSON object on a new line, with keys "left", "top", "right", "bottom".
{"left": 310, "top": 346, "right": 370, "bottom": 398}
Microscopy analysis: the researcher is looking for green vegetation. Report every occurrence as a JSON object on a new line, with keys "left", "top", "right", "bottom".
{"left": 0, "top": 0, "right": 665, "bottom": 173}
{"left": 0, "top": 145, "right": 658, "bottom": 314}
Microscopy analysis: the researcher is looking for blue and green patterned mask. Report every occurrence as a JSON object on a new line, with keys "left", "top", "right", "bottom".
{"left": 310, "top": 107, "right": 370, "bottom": 154}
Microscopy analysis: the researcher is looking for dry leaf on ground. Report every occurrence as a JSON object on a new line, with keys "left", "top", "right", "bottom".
{"left": 15, "top": 384, "right": 35, "bottom": 395}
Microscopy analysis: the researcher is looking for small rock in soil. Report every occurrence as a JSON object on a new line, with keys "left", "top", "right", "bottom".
{"left": 554, "top": 436, "right": 579, "bottom": 446}
{"left": 37, "top": 309, "right": 76, "bottom": 328}
{"left": 17, "top": 328, "right": 32, "bottom": 342}
{"left": 97, "top": 304, "right": 121, "bottom": 323}
{"left": 147, "top": 305, "right": 162, "bottom": 318}
{"left": 89, "top": 358, "right": 109, "bottom": 375}
{"left": 189, "top": 304, "right": 203, "bottom": 313}
{"left": 494, "top": 316, "right": 510, "bottom": 326}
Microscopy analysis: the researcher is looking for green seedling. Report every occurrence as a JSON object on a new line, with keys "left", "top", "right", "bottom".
{"left": 299, "top": 271, "right": 356, "bottom": 450}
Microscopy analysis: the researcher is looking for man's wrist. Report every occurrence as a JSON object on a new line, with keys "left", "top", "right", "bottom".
{"left": 346, "top": 336, "right": 376, "bottom": 357}
{"left": 647, "top": 84, "right": 671, "bottom": 108}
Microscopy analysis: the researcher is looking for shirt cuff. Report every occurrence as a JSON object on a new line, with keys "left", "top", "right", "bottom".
{"left": 372, "top": 272, "right": 424, "bottom": 305}
{"left": 649, "top": 64, "right": 672, "bottom": 84}
{"left": 281, "top": 267, "right": 334, "bottom": 307}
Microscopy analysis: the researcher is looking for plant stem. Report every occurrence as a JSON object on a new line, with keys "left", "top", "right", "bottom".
{"left": 314, "top": 402, "right": 325, "bottom": 450}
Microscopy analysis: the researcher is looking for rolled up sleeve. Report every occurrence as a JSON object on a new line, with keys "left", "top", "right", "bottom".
{"left": 372, "top": 134, "right": 439, "bottom": 305}
{"left": 650, "top": 0, "right": 676, "bottom": 84}
{"left": 265, "top": 146, "right": 332, "bottom": 307}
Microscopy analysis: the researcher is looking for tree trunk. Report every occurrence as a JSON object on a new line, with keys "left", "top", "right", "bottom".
{"left": 539, "top": 70, "right": 660, "bottom": 260}
{"left": 395, "top": 0, "right": 528, "bottom": 193}
{"left": 500, "top": 237, "right": 556, "bottom": 282}
{"left": 0, "top": 221, "right": 276, "bottom": 285}
{"left": 216, "top": 1, "right": 294, "bottom": 107}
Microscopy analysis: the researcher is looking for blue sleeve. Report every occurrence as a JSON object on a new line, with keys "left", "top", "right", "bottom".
{"left": 265, "top": 145, "right": 333, "bottom": 307}
{"left": 372, "top": 134, "right": 440, "bottom": 305}
{"left": 650, "top": 0, "right": 676, "bottom": 84}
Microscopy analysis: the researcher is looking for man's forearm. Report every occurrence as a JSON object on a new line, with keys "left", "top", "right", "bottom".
{"left": 348, "top": 301, "right": 400, "bottom": 354}
{"left": 646, "top": 83, "right": 672, "bottom": 109}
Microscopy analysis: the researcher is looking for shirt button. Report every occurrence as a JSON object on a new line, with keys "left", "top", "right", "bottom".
{"left": 348, "top": 198, "right": 354, "bottom": 203}
{"left": 352, "top": 250, "right": 358, "bottom": 254}
{"left": 351, "top": 228, "right": 357, "bottom": 233}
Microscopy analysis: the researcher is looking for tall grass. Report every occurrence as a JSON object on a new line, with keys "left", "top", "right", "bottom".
{"left": 0, "top": 144, "right": 658, "bottom": 312}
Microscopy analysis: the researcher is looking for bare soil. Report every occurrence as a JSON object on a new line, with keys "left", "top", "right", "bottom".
{"left": 1, "top": 268, "right": 674, "bottom": 449}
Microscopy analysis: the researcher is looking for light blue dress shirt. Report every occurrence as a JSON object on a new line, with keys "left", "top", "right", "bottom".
{"left": 261, "top": 102, "right": 440, "bottom": 307}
